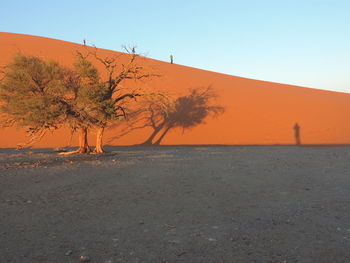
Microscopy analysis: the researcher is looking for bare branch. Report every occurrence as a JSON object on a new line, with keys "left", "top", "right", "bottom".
{"left": 113, "top": 93, "right": 141, "bottom": 105}
{"left": 16, "top": 129, "right": 47, "bottom": 149}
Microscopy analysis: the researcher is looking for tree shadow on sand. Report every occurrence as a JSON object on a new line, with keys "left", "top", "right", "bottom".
{"left": 108, "top": 86, "right": 225, "bottom": 145}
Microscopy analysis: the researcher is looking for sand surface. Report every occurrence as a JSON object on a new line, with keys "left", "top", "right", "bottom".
{"left": 1, "top": 146, "right": 349, "bottom": 262}
{"left": 1, "top": 32, "right": 350, "bottom": 147}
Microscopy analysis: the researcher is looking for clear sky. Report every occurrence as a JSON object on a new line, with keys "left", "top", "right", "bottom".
{"left": 1, "top": 0, "right": 350, "bottom": 93}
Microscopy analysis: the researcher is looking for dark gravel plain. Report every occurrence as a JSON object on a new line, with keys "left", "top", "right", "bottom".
{"left": 0, "top": 146, "right": 349, "bottom": 263}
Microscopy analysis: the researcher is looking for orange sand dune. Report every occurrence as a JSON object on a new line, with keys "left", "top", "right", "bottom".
{"left": 1, "top": 32, "right": 350, "bottom": 147}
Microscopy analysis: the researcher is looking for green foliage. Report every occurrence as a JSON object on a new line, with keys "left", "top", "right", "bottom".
{"left": 71, "top": 54, "right": 116, "bottom": 127}
{"left": 0, "top": 54, "right": 68, "bottom": 137}
{"left": 0, "top": 53, "right": 123, "bottom": 144}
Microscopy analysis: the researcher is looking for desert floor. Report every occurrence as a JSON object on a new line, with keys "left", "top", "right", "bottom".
{"left": 0, "top": 146, "right": 349, "bottom": 263}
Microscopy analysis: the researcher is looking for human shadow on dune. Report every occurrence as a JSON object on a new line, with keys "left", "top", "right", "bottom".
{"left": 294, "top": 122, "right": 301, "bottom": 145}
{"left": 108, "top": 86, "right": 225, "bottom": 146}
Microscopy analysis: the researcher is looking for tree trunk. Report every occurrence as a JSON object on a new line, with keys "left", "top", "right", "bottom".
{"left": 153, "top": 125, "right": 172, "bottom": 146}
{"left": 59, "top": 127, "right": 90, "bottom": 155}
{"left": 77, "top": 127, "right": 90, "bottom": 153}
{"left": 93, "top": 127, "right": 105, "bottom": 154}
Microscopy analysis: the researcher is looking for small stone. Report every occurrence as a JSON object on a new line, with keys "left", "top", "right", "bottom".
{"left": 168, "top": 239, "right": 180, "bottom": 244}
{"left": 177, "top": 251, "right": 186, "bottom": 256}
{"left": 65, "top": 250, "right": 73, "bottom": 256}
{"left": 80, "top": 255, "right": 91, "bottom": 262}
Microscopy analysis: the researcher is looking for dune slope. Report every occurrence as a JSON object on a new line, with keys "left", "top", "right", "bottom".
{"left": 1, "top": 32, "right": 350, "bottom": 147}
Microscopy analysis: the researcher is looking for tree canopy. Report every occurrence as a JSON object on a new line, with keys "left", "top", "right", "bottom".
{"left": 0, "top": 54, "right": 69, "bottom": 146}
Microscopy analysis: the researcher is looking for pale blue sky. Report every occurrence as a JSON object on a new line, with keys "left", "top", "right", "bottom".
{"left": 1, "top": 0, "right": 350, "bottom": 93}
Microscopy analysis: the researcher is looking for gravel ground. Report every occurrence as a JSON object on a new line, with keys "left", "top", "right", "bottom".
{"left": 0, "top": 146, "right": 349, "bottom": 263}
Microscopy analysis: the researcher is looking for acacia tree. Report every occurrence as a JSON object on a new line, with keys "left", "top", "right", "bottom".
{"left": 0, "top": 53, "right": 100, "bottom": 152}
{"left": 0, "top": 54, "right": 70, "bottom": 147}
{"left": 76, "top": 47, "right": 159, "bottom": 153}
{"left": 60, "top": 54, "right": 108, "bottom": 154}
